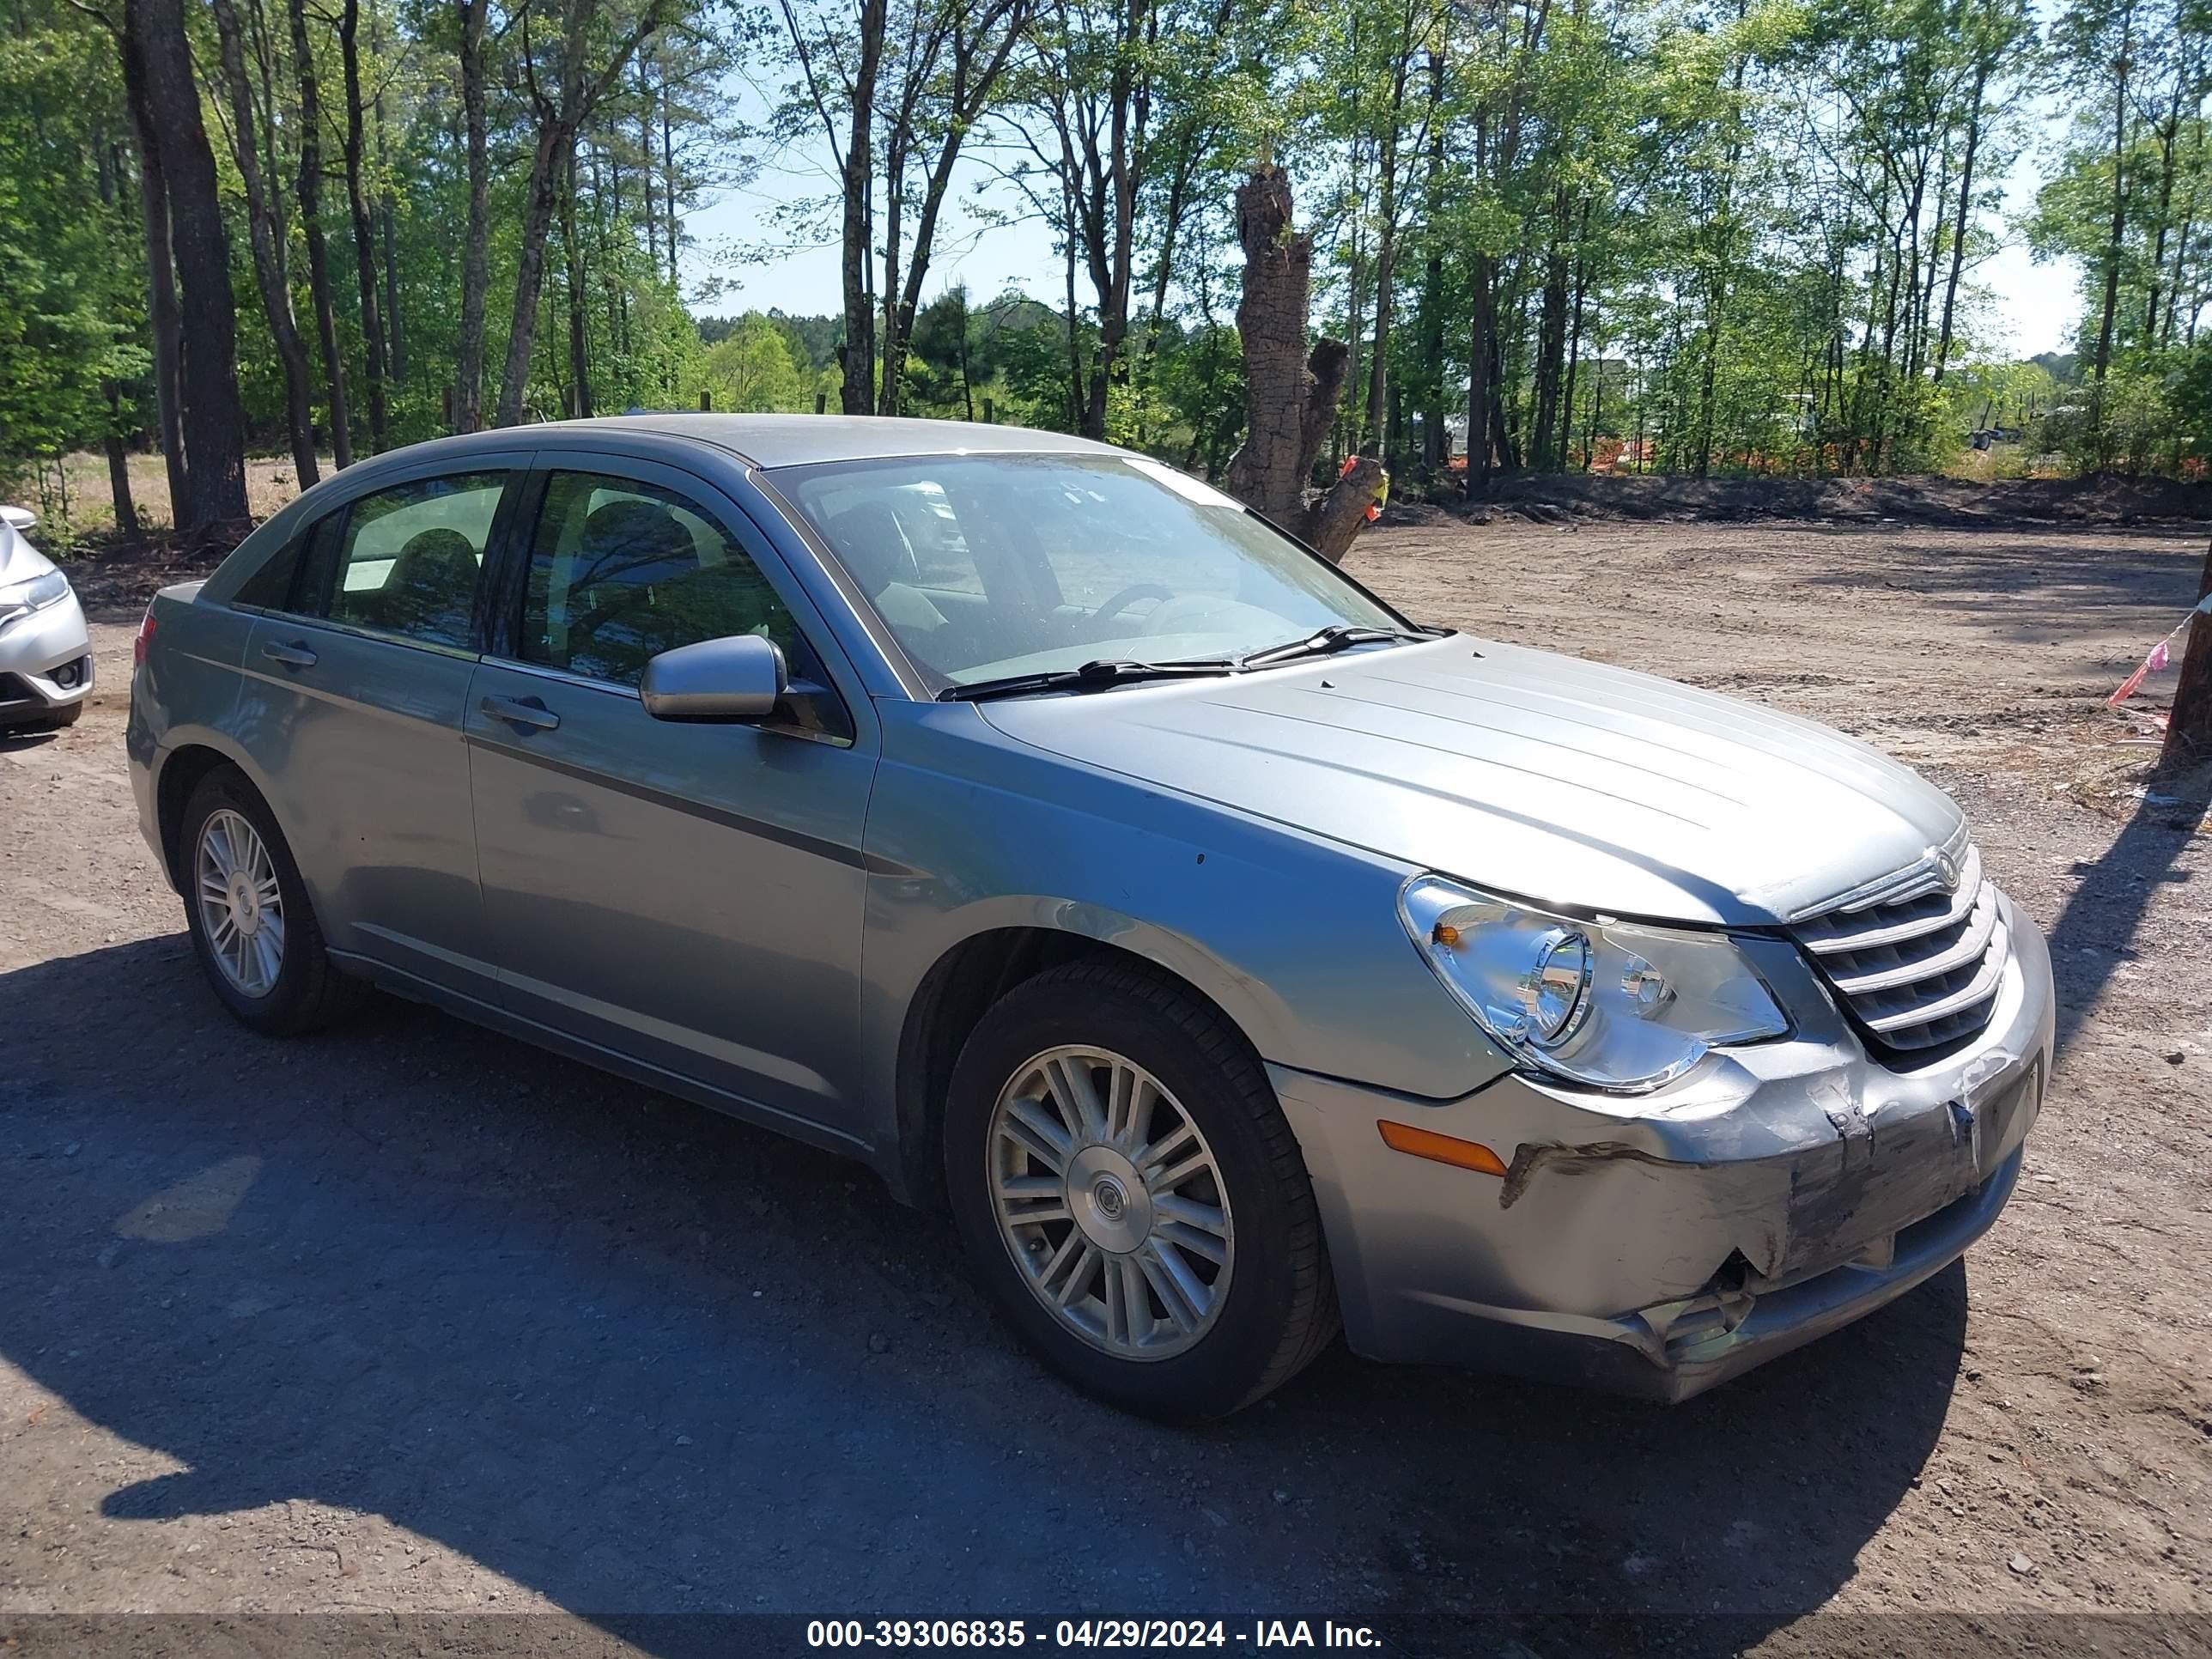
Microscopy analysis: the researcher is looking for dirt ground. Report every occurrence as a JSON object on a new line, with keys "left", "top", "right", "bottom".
{"left": 2, "top": 516, "right": 2209, "bottom": 1659}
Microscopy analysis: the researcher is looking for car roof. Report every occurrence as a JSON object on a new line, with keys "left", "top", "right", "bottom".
{"left": 437, "top": 413, "right": 1126, "bottom": 471}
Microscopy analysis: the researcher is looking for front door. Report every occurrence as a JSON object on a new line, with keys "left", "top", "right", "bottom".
{"left": 465, "top": 459, "right": 878, "bottom": 1141}
{"left": 237, "top": 463, "right": 522, "bottom": 999}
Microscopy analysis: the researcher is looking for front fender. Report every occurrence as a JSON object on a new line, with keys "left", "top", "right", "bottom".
{"left": 856, "top": 702, "right": 1513, "bottom": 1167}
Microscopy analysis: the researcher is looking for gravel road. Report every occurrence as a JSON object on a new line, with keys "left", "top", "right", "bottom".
{"left": 2, "top": 519, "right": 2208, "bottom": 1659}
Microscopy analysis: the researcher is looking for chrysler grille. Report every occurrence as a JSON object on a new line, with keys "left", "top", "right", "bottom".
{"left": 1790, "top": 835, "right": 2006, "bottom": 1059}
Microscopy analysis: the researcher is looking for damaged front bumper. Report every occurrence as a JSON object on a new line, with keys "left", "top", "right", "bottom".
{"left": 1276, "top": 890, "right": 2053, "bottom": 1402}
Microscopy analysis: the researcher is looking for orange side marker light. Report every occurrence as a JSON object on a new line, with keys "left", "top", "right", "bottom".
{"left": 1377, "top": 1120, "right": 1509, "bottom": 1177}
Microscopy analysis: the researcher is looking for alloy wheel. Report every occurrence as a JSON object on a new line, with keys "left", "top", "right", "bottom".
{"left": 195, "top": 808, "right": 285, "bottom": 998}
{"left": 987, "top": 1045, "right": 1235, "bottom": 1360}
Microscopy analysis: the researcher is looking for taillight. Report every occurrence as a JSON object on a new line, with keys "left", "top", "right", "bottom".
{"left": 133, "top": 605, "right": 156, "bottom": 666}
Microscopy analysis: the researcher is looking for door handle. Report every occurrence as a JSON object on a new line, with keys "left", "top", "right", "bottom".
{"left": 481, "top": 693, "right": 561, "bottom": 732}
{"left": 262, "top": 640, "right": 317, "bottom": 669}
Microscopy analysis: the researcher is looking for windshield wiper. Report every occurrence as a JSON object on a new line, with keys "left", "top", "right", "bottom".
{"left": 939, "top": 658, "right": 1236, "bottom": 702}
{"left": 1234, "top": 623, "right": 1434, "bottom": 671}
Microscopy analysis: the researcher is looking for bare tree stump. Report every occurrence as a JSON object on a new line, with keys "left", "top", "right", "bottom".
{"left": 1226, "top": 163, "right": 1383, "bottom": 565}
{"left": 2159, "top": 536, "right": 2212, "bottom": 775}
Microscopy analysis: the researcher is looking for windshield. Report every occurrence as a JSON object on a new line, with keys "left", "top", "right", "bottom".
{"left": 770, "top": 452, "right": 1411, "bottom": 691}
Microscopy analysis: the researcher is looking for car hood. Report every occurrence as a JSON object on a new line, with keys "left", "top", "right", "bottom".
{"left": 976, "top": 634, "right": 1965, "bottom": 927}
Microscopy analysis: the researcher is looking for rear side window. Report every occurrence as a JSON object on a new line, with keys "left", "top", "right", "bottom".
{"left": 296, "top": 472, "right": 508, "bottom": 647}
{"left": 520, "top": 471, "right": 804, "bottom": 688}
{"left": 233, "top": 530, "right": 305, "bottom": 611}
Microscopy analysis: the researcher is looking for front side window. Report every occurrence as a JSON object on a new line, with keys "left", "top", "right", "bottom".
{"left": 520, "top": 471, "right": 804, "bottom": 689}
{"left": 775, "top": 453, "right": 1407, "bottom": 690}
{"left": 296, "top": 471, "right": 507, "bottom": 647}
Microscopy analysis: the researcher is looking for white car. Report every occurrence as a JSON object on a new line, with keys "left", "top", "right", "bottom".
{"left": 0, "top": 506, "right": 92, "bottom": 731}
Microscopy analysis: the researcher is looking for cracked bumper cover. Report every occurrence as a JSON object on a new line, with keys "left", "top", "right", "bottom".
{"left": 1275, "top": 890, "right": 2053, "bottom": 1402}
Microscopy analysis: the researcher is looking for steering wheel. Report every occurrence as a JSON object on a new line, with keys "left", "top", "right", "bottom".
{"left": 1090, "top": 583, "right": 1173, "bottom": 629}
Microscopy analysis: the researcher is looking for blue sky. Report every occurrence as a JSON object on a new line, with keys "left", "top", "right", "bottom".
{"left": 682, "top": 95, "right": 2081, "bottom": 361}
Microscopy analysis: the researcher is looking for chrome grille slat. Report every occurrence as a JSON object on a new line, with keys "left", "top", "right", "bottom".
{"left": 1823, "top": 888, "right": 2000, "bottom": 995}
{"left": 1789, "top": 836, "right": 2006, "bottom": 1060}
{"left": 1860, "top": 921, "right": 2008, "bottom": 1031}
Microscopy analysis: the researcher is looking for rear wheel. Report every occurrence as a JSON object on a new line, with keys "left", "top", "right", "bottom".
{"left": 945, "top": 960, "right": 1339, "bottom": 1418}
{"left": 178, "top": 767, "right": 364, "bottom": 1036}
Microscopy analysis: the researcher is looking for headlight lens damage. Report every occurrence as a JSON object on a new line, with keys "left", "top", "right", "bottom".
{"left": 1399, "top": 875, "right": 1789, "bottom": 1091}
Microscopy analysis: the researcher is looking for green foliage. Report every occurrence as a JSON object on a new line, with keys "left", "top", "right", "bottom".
{"left": 2026, "top": 0, "right": 2208, "bottom": 474}
{"left": 694, "top": 313, "right": 809, "bottom": 410}
{"left": 0, "top": 10, "right": 148, "bottom": 516}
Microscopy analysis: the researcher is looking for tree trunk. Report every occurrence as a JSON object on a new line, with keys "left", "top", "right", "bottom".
{"left": 495, "top": 125, "right": 568, "bottom": 427}
{"left": 292, "top": 0, "right": 353, "bottom": 465}
{"left": 1061, "top": 189, "right": 1085, "bottom": 430}
{"left": 1465, "top": 253, "right": 1496, "bottom": 495}
{"left": 661, "top": 74, "right": 678, "bottom": 283}
{"left": 1932, "top": 58, "right": 1989, "bottom": 386}
{"left": 210, "top": 0, "right": 320, "bottom": 489}
{"left": 563, "top": 143, "right": 592, "bottom": 418}
{"left": 885, "top": 2, "right": 1030, "bottom": 420}
{"left": 2141, "top": 70, "right": 2186, "bottom": 343}
{"left": 2161, "top": 538, "right": 2212, "bottom": 772}
{"left": 454, "top": 0, "right": 489, "bottom": 431}
{"left": 877, "top": 125, "right": 906, "bottom": 416}
{"left": 1560, "top": 240, "right": 1589, "bottom": 468}
{"left": 841, "top": 0, "right": 886, "bottom": 414}
{"left": 1361, "top": 46, "right": 1413, "bottom": 452}
{"left": 369, "top": 0, "right": 403, "bottom": 386}
{"left": 1530, "top": 193, "right": 1571, "bottom": 471}
{"left": 2088, "top": 1, "right": 2134, "bottom": 447}
{"left": 128, "top": 0, "right": 248, "bottom": 532}
{"left": 1418, "top": 47, "right": 1446, "bottom": 478}
{"left": 338, "top": 0, "right": 390, "bottom": 451}
{"left": 1227, "top": 165, "right": 1318, "bottom": 523}
{"left": 1225, "top": 165, "right": 1382, "bottom": 563}
{"left": 102, "top": 384, "right": 141, "bottom": 539}
{"left": 118, "top": 14, "right": 188, "bottom": 522}
{"left": 638, "top": 58, "right": 659, "bottom": 272}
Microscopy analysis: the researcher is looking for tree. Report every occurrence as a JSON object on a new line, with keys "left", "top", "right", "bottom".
{"left": 493, "top": 0, "right": 671, "bottom": 428}
{"left": 872, "top": 0, "right": 1031, "bottom": 415}
{"left": 1224, "top": 164, "right": 1383, "bottom": 562}
{"left": 777, "top": 0, "right": 888, "bottom": 413}
{"left": 339, "top": 0, "right": 392, "bottom": 450}
{"left": 291, "top": 0, "right": 354, "bottom": 465}
{"left": 125, "top": 0, "right": 248, "bottom": 531}
{"left": 209, "top": 0, "right": 320, "bottom": 487}
{"left": 453, "top": 0, "right": 493, "bottom": 431}
{"left": 697, "top": 312, "right": 810, "bottom": 409}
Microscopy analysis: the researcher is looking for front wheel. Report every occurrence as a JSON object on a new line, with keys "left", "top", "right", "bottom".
{"left": 945, "top": 960, "right": 1339, "bottom": 1417}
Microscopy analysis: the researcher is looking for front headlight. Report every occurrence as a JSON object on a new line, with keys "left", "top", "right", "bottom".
{"left": 1399, "top": 875, "right": 1789, "bottom": 1092}
{"left": 0, "top": 569, "right": 69, "bottom": 629}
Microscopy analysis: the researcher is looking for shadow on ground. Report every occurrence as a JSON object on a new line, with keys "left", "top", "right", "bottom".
{"left": 2044, "top": 783, "right": 2209, "bottom": 1061}
{"left": 2, "top": 939, "right": 1971, "bottom": 1657}
{"left": 1790, "top": 526, "right": 2206, "bottom": 680}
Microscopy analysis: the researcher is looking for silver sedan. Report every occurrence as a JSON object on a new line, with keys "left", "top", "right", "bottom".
{"left": 126, "top": 417, "right": 2051, "bottom": 1416}
{"left": 0, "top": 506, "right": 93, "bottom": 731}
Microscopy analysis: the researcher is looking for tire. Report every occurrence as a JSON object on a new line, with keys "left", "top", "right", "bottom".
{"left": 945, "top": 959, "right": 1339, "bottom": 1418}
{"left": 44, "top": 701, "right": 83, "bottom": 729}
{"left": 178, "top": 766, "right": 366, "bottom": 1036}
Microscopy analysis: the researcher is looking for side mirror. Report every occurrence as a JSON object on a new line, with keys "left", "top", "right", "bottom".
{"left": 641, "top": 633, "right": 787, "bottom": 724}
{"left": 1, "top": 506, "right": 36, "bottom": 532}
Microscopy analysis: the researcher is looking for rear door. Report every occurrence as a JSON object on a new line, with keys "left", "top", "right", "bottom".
{"left": 235, "top": 459, "right": 527, "bottom": 1000}
{"left": 465, "top": 455, "right": 878, "bottom": 1141}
